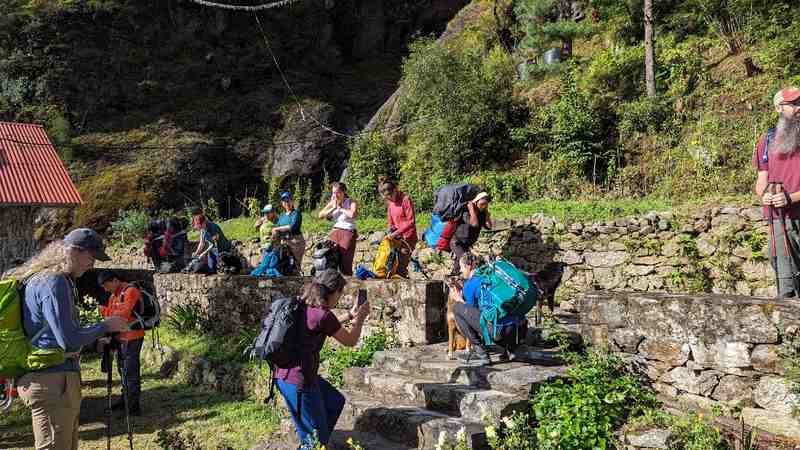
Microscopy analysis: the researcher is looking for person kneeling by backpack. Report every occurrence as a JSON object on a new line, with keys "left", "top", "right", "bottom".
{"left": 275, "top": 270, "right": 369, "bottom": 448}
{"left": 97, "top": 270, "right": 145, "bottom": 416}
{"left": 448, "top": 253, "right": 525, "bottom": 367}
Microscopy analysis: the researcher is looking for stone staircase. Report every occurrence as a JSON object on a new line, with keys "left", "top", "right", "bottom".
{"left": 279, "top": 341, "right": 563, "bottom": 450}
{"left": 257, "top": 313, "right": 580, "bottom": 450}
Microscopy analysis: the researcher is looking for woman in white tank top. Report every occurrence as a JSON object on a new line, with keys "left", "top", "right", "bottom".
{"left": 318, "top": 182, "right": 359, "bottom": 275}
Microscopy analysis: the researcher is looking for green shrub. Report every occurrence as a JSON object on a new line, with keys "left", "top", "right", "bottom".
{"left": 531, "top": 348, "right": 658, "bottom": 450}
{"left": 617, "top": 96, "right": 676, "bottom": 141}
{"left": 777, "top": 330, "right": 800, "bottom": 416}
{"left": 320, "top": 330, "right": 391, "bottom": 387}
{"left": 627, "top": 409, "right": 730, "bottom": 450}
{"left": 75, "top": 163, "right": 157, "bottom": 230}
{"left": 346, "top": 132, "right": 399, "bottom": 216}
{"left": 580, "top": 44, "right": 644, "bottom": 100}
{"left": 397, "top": 39, "right": 520, "bottom": 209}
{"left": 110, "top": 209, "right": 151, "bottom": 244}
{"left": 165, "top": 304, "right": 207, "bottom": 334}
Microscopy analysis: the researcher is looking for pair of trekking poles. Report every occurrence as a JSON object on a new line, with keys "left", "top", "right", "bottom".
{"left": 101, "top": 335, "right": 135, "bottom": 450}
{"left": 765, "top": 182, "right": 800, "bottom": 297}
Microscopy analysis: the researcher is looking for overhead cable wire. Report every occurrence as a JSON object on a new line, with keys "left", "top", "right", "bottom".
{"left": 186, "top": 0, "right": 300, "bottom": 11}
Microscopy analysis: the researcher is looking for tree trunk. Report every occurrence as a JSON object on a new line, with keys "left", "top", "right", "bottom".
{"left": 562, "top": 37, "right": 573, "bottom": 59}
{"left": 644, "top": 0, "right": 656, "bottom": 97}
{"left": 743, "top": 56, "right": 762, "bottom": 78}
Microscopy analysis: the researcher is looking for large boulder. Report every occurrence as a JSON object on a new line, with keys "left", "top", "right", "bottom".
{"left": 754, "top": 376, "right": 799, "bottom": 415}
{"left": 270, "top": 101, "right": 341, "bottom": 179}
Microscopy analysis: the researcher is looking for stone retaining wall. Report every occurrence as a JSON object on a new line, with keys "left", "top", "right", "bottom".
{"left": 104, "top": 205, "right": 777, "bottom": 300}
{"left": 153, "top": 274, "right": 446, "bottom": 346}
{"left": 578, "top": 291, "right": 800, "bottom": 439}
{"left": 0, "top": 206, "right": 40, "bottom": 275}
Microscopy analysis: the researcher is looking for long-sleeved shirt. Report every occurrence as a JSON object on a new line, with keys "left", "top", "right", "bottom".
{"left": 99, "top": 283, "right": 144, "bottom": 342}
{"left": 277, "top": 209, "right": 303, "bottom": 235}
{"left": 23, "top": 274, "right": 108, "bottom": 372}
{"left": 387, "top": 192, "right": 417, "bottom": 243}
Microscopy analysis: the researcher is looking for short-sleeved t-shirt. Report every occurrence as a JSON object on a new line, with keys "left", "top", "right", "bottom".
{"left": 273, "top": 304, "right": 341, "bottom": 387}
{"left": 753, "top": 133, "right": 800, "bottom": 219}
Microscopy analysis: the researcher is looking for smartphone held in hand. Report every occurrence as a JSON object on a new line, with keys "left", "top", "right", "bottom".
{"left": 357, "top": 288, "right": 367, "bottom": 306}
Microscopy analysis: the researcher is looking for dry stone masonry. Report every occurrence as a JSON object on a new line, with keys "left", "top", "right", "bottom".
{"left": 105, "top": 205, "right": 776, "bottom": 301}
{"left": 578, "top": 291, "right": 800, "bottom": 440}
{"left": 153, "top": 274, "right": 446, "bottom": 346}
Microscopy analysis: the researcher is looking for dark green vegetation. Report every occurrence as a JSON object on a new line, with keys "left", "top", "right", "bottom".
{"left": 348, "top": 0, "right": 800, "bottom": 212}
{"left": 3, "top": 1, "right": 797, "bottom": 234}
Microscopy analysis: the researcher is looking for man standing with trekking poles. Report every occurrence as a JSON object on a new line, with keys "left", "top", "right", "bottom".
{"left": 753, "top": 87, "right": 800, "bottom": 301}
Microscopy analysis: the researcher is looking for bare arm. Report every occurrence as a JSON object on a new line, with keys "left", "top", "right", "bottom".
{"left": 332, "top": 302, "right": 369, "bottom": 347}
{"left": 318, "top": 198, "right": 336, "bottom": 219}
{"left": 484, "top": 210, "right": 492, "bottom": 230}
{"left": 755, "top": 171, "right": 771, "bottom": 206}
{"left": 340, "top": 199, "right": 358, "bottom": 219}
{"left": 467, "top": 202, "right": 479, "bottom": 227}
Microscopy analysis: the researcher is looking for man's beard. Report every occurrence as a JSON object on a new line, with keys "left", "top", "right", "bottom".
{"left": 774, "top": 115, "right": 800, "bottom": 154}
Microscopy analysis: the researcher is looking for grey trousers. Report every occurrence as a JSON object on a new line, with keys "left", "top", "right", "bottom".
{"left": 769, "top": 218, "right": 800, "bottom": 297}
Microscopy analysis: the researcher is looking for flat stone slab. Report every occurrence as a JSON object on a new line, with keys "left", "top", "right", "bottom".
{"left": 339, "top": 394, "right": 488, "bottom": 449}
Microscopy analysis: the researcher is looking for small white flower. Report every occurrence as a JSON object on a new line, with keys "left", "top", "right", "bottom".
{"left": 485, "top": 425, "right": 498, "bottom": 440}
{"left": 435, "top": 430, "right": 447, "bottom": 450}
{"left": 502, "top": 416, "right": 516, "bottom": 430}
{"left": 455, "top": 427, "right": 466, "bottom": 443}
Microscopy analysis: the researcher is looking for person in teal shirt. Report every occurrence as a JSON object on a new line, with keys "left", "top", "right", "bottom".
{"left": 271, "top": 191, "right": 305, "bottom": 273}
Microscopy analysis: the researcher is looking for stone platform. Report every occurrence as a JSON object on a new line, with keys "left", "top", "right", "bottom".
{"left": 153, "top": 274, "right": 446, "bottom": 346}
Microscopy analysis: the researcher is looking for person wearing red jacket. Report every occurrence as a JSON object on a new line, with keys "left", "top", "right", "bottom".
{"left": 97, "top": 270, "right": 145, "bottom": 416}
{"left": 380, "top": 179, "right": 418, "bottom": 277}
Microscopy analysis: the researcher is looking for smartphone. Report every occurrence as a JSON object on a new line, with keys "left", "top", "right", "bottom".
{"left": 357, "top": 288, "right": 367, "bottom": 306}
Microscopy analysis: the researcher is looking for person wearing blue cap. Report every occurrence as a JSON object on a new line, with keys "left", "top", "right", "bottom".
{"left": 271, "top": 191, "right": 305, "bottom": 271}
{"left": 6, "top": 228, "right": 128, "bottom": 450}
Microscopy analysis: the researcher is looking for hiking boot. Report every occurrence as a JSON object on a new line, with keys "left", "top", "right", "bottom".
{"left": 498, "top": 348, "right": 512, "bottom": 363}
{"left": 457, "top": 346, "right": 490, "bottom": 367}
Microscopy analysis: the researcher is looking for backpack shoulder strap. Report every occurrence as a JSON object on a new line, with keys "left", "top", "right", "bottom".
{"left": 762, "top": 128, "right": 776, "bottom": 165}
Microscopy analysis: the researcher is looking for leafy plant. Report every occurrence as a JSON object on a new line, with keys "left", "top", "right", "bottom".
{"left": 627, "top": 409, "right": 729, "bottom": 450}
{"left": 531, "top": 348, "right": 659, "bottom": 450}
{"left": 485, "top": 412, "right": 537, "bottom": 450}
{"left": 346, "top": 132, "right": 398, "bottom": 216}
{"left": 320, "top": 330, "right": 391, "bottom": 387}
{"left": 110, "top": 209, "right": 151, "bottom": 244}
{"left": 434, "top": 427, "right": 470, "bottom": 450}
{"left": 241, "top": 197, "right": 261, "bottom": 219}
{"left": 777, "top": 329, "right": 800, "bottom": 416}
{"left": 78, "top": 295, "right": 103, "bottom": 326}
{"left": 165, "top": 304, "right": 207, "bottom": 333}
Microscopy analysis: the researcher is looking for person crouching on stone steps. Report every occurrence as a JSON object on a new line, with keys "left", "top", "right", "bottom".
{"left": 380, "top": 179, "right": 418, "bottom": 278}
{"left": 753, "top": 87, "right": 800, "bottom": 300}
{"left": 275, "top": 270, "right": 370, "bottom": 448}
{"left": 449, "top": 253, "right": 525, "bottom": 366}
{"left": 6, "top": 228, "right": 128, "bottom": 450}
{"left": 97, "top": 270, "right": 144, "bottom": 416}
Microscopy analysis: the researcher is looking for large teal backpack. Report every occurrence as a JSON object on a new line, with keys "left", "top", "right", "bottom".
{"left": 475, "top": 259, "right": 538, "bottom": 346}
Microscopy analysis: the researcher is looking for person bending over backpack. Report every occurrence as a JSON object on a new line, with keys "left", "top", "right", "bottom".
{"left": 448, "top": 253, "right": 524, "bottom": 367}
{"left": 97, "top": 270, "right": 145, "bottom": 416}
{"left": 275, "top": 270, "right": 370, "bottom": 448}
{"left": 318, "top": 182, "right": 358, "bottom": 276}
{"left": 380, "top": 179, "right": 417, "bottom": 278}
{"left": 191, "top": 208, "right": 231, "bottom": 273}
{"left": 450, "top": 192, "right": 492, "bottom": 276}
{"left": 6, "top": 229, "right": 127, "bottom": 450}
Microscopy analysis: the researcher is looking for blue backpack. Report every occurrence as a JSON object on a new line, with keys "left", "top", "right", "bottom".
{"left": 422, "top": 214, "right": 446, "bottom": 248}
{"left": 474, "top": 259, "right": 538, "bottom": 346}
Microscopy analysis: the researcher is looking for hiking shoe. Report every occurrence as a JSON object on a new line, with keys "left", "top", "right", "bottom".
{"left": 457, "top": 347, "right": 490, "bottom": 366}
{"left": 498, "top": 349, "right": 512, "bottom": 362}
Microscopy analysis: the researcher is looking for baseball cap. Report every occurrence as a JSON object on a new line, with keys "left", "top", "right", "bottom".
{"left": 473, "top": 192, "right": 491, "bottom": 203}
{"left": 97, "top": 269, "right": 118, "bottom": 285}
{"left": 261, "top": 204, "right": 275, "bottom": 214}
{"left": 280, "top": 191, "right": 292, "bottom": 202}
{"left": 64, "top": 228, "right": 110, "bottom": 261}
{"left": 774, "top": 87, "right": 800, "bottom": 106}
{"left": 314, "top": 269, "right": 347, "bottom": 293}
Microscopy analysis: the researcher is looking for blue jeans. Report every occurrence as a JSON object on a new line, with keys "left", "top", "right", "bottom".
{"left": 276, "top": 377, "right": 345, "bottom": 448}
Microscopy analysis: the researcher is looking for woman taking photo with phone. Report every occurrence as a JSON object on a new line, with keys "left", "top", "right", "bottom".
{"left": 275, "top": 269, "right": 369, "bottom": 448}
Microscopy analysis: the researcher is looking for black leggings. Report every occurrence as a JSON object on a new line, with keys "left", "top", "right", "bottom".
{"left": 453, "top": 303, "right": 527, "bottom": 350}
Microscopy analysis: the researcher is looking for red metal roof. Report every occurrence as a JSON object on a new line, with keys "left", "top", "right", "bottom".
{"left": 0, "top": 122, "right": 82, "bottom": 206}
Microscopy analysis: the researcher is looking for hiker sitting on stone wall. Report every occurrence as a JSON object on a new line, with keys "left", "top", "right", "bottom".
{"left": 753, "top": 87, "right": 800, "bottom": 301}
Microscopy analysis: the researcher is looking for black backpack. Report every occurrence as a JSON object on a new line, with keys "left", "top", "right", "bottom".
{"left": 245, "top": 296, "right": 306, "bottom": 403}
{"left": 311, "top": 239, "right": 340, "bottom": 275}
{"left": 122, "top": 282, "right": 161, "bottom": 331}
{"left": 275, "top": 244, "right": 298, "bottom": 276}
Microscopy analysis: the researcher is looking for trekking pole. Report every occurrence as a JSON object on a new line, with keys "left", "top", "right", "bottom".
{"left": 101, "top": 344, "right": 113, "bottom": 450}
{"left": 118, "top": 344, "right": 135, "bottom": 450}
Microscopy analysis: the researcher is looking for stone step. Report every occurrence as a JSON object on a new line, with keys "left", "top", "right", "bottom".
{"left": 338, "top": 393, "right": 489, "bottom": 450}
{"left": 344, "top": 368, "right": 530, "bottom": 422}
{"left": 370, "top": 344, "right": 565, "bottom": 395}
{"left": 269, "top": 420, "right": 414, "bottom": 450}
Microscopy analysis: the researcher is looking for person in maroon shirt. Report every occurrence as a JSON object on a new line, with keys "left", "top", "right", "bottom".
{"left": 753, "top": 87, "right": 800, "bottom": 300}
{"left": 274, "top": 270, "right": 370, "bottom": 448}
{"left": 379, "top": 179, "right": 418, "bottom": 277}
